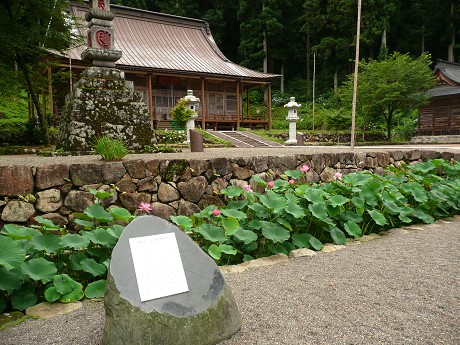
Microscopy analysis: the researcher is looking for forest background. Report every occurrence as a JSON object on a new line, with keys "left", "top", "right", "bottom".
{"left": 0, "top": 0, "right": 458, "bottom": 145}
{"left": 121, "top": 0, "right": 458, "bottom": 97}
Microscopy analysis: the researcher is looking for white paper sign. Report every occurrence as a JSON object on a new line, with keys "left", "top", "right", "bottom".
{"left": 129, "top": 233, "right": 189, "bottom": 302}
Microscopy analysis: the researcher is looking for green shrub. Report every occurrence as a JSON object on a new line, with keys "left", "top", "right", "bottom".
{"left": 93, "top": 135, "right": 128, "bottom": 161}
{"left": 171, "top": 159, "right": 460, "bottom": 265}
{"left": 0, "top": 189, "right": 135, "bottom": 312}
{"left": 171, "top": 99, "right": 194, "bottom": 130}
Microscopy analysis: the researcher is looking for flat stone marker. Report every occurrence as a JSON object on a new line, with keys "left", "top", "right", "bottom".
{"left": 102, "top": 216, "right": 242, "bottom": 345}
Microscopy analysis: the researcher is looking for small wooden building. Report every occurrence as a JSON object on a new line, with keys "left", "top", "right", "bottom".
{"left": 50, "top": 2, "right": 279, "bottom": 130}
{"left": 417, "top": 60, "right": 460, "bottom": 135}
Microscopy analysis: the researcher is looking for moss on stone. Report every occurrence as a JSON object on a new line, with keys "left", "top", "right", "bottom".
{"left": 163, "top": 160, "right": 189, "bottom": 181}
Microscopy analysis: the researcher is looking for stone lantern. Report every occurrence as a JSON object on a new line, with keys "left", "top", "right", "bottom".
{"left": 183, "top": 90, "right": 200, "bottom": 144}
{"left": 284, "top": 97, "right": 301, "bottom": 145}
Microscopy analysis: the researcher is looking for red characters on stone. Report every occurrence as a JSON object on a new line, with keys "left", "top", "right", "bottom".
{"left": 96, "top": 30, "right": 111, "bottom": 49}
{"left": 97, "top": 0, "right": 105, "bottom": 10}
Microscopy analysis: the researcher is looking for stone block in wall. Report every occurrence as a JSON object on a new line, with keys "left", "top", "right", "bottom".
{"left": 161, "top": 160, "right": 189, "bottom": 182}
{"left": 374, "top": 152, "right": 390, "bottom": 167}
{"left": 97, "top": 185, "right": 118, "bottom": 207}
{"left": 36, "top": 165, "right": 69, "bottom": 190}
{"left": 138, "top": 177, "right": 158, "bottom": 192}
{"left": 391, "top": 151, "right": 405, "bottom": 161}
{"left": 145, "top": 160, "right": 160, "bottom": 176}
{"left": 158, "top": 183, "right": 180, "bottom": 203}
{"left": 409, "top": 150, "right": 422, "bottom": 161}
{"left": 177, "top": 200, "right": 200, "bottom": 217}
{"left": 441, "top": 151, "right": 455, "bottom": 160}
{"left": 320, "top": 167, "right": 337, "bottom": 182}
{"left": 338, "top": 153, "right": 357, "bottom": 167}
{"left": 70, "top": 164, "right": 103, "bottom": 186}
{"left": 0, "top": 166, "right": 34, "bottom": 197}
{"left": 422, "top": 151, "right": 441, "bottom": 160}
{"left": 198, "top": 195, "right": 225, "bottom": 209}
{"left": 151, "top": 202, "right": 176, "bottom": 220}
{"left": 64, "top": 190, "right": 94, "bottom": 212}
{"left": 247, "top": 157, "right": 268, "bottom": 173}
{"left": 177, "top": 176, "right": 207, "bottom": 203}
{"left": 102, "top": 163, "right": 126, "bottom": 184}
{"left": 119, "top": 192, "right": 151, "bottom": 212}
{"left": 38, "top": 213, "right": 68, "bottom": 227}
{"left": 1, "top": 200, "right": 35, "bottom": 223}
{"left": 299, "top": 169, "right": 320, "bottom": 184}
{"left": 268, "top": 156, "right": 297, "bottom": 175}
{"left": 36, "top": 189, "right": 63, "bottom": 213}
{"left": 211, "top": 158, "right": 231, "bottom": 177}
{"left": 123, "top": 160, "right": 146, "bottom": 179}
{"left": 211, "top": 178, "right": 228, "bottom": 195}
{"left": 115, "top": 180, "right": 137, "bottom": 193}
{"left": 232, "top": 164, "right": 254, "bottom": 180}
{"left": 188, "top": 160, "right": 209, "bottom": 177}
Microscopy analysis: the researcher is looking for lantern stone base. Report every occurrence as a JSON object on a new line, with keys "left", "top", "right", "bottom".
{"left": 285, "top": 121, "right": 299, "bottom": 145}
{"left": 57, "top": 66, "right": 156, "bottom": 152}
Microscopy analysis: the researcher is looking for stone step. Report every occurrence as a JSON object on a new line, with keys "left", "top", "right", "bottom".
{"left": 207, "top": 130, "right": 282, "bottom": 148}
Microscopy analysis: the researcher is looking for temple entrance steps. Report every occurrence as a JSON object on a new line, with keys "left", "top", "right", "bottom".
{"left": 207, "top": 130, "right": 283, "bottom": 148}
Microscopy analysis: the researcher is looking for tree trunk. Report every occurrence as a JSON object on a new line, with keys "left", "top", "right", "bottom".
{"left": 262, "top": 1, "right": 268, "bottom": 73}
{"left": 448, "top": 2, "right": 455, "bottom": 62}
{"left": 306, "top": 35, "right": 311, "bottom": 99}
{"left": 387, "top": 112, "right": 393, "bottom": 141}
{"left": 280, "top": 61, "right": 285, "bottom": 94}
{"left": 16, "top": 53, "right": 50, "bottom": 145}
{"left": 333, "top": 70, "right": 338, "bottom": 94}
{"left": 263, "top": 29, "right": 268, "bottom": 73}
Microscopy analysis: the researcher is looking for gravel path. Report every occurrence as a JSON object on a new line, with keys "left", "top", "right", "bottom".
{"left": 1, "top": 217, "right": 459, "bottom": 345}
{"left": 1, "top": 144, "right": 460, "bottom": 167}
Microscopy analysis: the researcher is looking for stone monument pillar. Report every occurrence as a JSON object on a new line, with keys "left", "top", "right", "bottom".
{"left": 284, "top": 97, "right": 301, "bottom": 145}
{"left": 57, "top": 0, "right": 156, "bottom": 152}
{"left": 183, "top": 90, "right": 200, "bottom": 144}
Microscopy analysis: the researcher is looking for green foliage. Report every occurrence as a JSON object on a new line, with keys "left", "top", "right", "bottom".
{"left": 171, "top": 159, "right": 460, "bottom": 265}
{"left": 0, "top": 0, "right": 81, "bottom": 145}
{"left": 93, "top": 136, "right": 129, "bottom": 161}
{"left": 337, "top": 52, "right": 436, "bottom": 140}
{"left": 0, "top": 189, "right": 134, "bottom": 312}
{"left": 171, "top": 99, "right": 194, "bottom": 130}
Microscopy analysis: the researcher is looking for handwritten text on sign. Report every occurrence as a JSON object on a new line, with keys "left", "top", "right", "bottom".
{"left": 129, "top": 233, "right": 189, "bottom": 302}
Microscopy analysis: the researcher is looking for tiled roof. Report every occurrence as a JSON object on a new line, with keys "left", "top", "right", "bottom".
{"left": 65, "top": 3, "right": 279, "bottom": 82}
{"left": 434, "top": 60, "right": 460, "bottom": 86}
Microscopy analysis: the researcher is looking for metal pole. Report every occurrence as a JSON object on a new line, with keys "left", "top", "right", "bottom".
{"left": 351, "top": 0, "right": 362, "bottom": 149}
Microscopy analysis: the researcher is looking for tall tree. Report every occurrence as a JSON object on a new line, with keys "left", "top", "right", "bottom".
{"left": 0, "top": 0, "right": 77, "bottom": 145}
{"left": 337, "top": 53, "right": 436, "bottom": 140}
{"left": 238, "top": 0, "right": 283, "bottom": 73}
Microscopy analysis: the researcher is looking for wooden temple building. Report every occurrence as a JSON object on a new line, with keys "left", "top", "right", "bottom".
{"left": 417, "top": 60, "right": 460, "bottom": 135}
{"left": 49, "top": 2, "right": 279, "bottom": 130}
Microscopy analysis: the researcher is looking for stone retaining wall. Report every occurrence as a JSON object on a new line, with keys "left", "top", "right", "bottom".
{"left": 0, "top": 149, "right": 457, "bottom": 229}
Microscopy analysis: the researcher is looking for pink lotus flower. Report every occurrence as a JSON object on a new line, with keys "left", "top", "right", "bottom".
{"left": 138, "top": 202, "right": 152, "bottom": 213}
{"left": 212, "top": 208, "right": 221, "bottom": 216}
{"left": 243, "top": 184, "right": 253, "bottom": 193}
{"left": 267, "top": 181, "right": 274, "bottom": 188}
{"left": 300, "top": 164, "right": 310, "bottom": 173}
{"left": 333, "top": 172, "right": 343, "bottom": 181}
{"left": 289, "top": 179, "right": 295, "bottom": 185}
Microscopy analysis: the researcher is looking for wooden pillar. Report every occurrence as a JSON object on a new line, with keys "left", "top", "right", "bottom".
{"left": 268, "top": 83, "right": 272, "bottom": 130}
{"left": 147, "top": 74, "right": 154, "bottom": 128}
{"left": 201, "top": 78, "right": 206, "bottom": 129}
{"left": 236, "top": 80, "right": 240, "bottom": 129}
{"left": 246, "top": 88, "right": 250, "bottom": 118}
